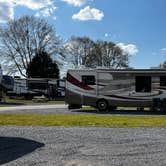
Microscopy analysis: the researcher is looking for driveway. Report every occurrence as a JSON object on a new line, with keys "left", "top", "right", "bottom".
{"left": 0, "top": 127, "right": 166, "bottom": 166}
{"left": 0, "top": 104, "right": 166, "bottom": 115}
{"left": 0, "top": 104, "right": 68, "bottom": 111}
{"left": 0, "top": 104, "right": 69, "bottom": 114}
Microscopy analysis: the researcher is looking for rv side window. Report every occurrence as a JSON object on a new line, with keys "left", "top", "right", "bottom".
{"left": 160, "top": 76, "right": 166, "bottom": 86}
{"left": 135, "top": 76, "right": 151, "bottom": 92}
{"left": 82, "top": 75, "right": 95, "bottom": 85}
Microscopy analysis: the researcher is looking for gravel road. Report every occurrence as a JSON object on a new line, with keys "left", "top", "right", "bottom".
{"left": 0, "top": 104, "right": 166, "bottom": 115}
{"left": 0, "top": 127, "right": 166, "bottom": 166}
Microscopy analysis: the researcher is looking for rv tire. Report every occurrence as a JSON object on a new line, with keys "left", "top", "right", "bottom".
{"left": 97, "top": 99, "right": 108, "bottom": 111}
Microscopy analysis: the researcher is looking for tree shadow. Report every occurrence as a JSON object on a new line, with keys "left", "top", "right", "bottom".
{"left": 0, "top": 137, "right": 44, "bottom": 165}
{"left": 72, "top": 109, "right": 166, "bottom": 115}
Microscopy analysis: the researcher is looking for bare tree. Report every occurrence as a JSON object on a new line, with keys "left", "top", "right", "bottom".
{"left": 88, "top": 41, "right": 129, "bottom": 68}
{"left": 65, "top": 36, "right": 94, "bottom": 68}
{"left": 0, "top": 16, "right": 63, "bottom": 77}
{"left": 65, "top": 37, "right": 130, "bottom": 69}
{"left": 159, "top": 61, "right": 166, "bottom": 69}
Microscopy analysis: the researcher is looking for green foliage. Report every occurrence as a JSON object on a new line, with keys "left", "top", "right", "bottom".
{"left": 27, "top": 51, "right": 59, "bottom": 78}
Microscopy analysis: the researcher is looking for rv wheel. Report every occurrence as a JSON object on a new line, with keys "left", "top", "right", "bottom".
{"left": 97, "top": 99, "right": 108, "bottom": 111}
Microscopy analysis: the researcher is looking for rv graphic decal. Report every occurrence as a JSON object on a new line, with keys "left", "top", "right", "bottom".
{"left": 67, "top": 73, "right": 94, "bottom": 90}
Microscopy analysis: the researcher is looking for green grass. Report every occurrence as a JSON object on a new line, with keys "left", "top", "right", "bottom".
{"left": 0, "top": 114, "right": 166, "bottom": 128}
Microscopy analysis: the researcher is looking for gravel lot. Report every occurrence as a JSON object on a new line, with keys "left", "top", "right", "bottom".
{"left": 0, "top": 127, "right": 166, "bottom": 166}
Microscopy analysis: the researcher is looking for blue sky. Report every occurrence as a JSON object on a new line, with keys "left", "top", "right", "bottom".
{"left": 1, "top": 0, "right": 166, "bottom": 69}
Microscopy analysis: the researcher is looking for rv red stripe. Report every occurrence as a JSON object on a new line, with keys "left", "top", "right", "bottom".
{"left": 97, "top": 84, "right": 106, "bottom": 87}
{"left": 105, "top": 95, "right": 150, "bottom": 101}
{"left": 67, "top": 73, "right": 94, "bottom": 90}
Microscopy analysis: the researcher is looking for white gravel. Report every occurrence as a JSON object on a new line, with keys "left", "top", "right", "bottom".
{"left": 0, "top": 127, "right": 166, "bottom": 166}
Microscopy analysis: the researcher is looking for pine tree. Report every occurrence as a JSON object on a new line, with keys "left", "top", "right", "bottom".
{"left": 27, "top": 51, "right": 59, "bottom": 78}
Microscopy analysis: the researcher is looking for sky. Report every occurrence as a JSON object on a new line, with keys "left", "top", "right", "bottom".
{"left": 0, "top": 0, "right": 166, "bottom": 69}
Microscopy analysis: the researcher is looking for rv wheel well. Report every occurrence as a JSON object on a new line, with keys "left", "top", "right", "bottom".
{"left": 97, "top": 98, "right": 108, "bottom": 103}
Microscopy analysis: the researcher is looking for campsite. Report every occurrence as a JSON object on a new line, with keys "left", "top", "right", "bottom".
{"left": 0, "top": 0, "right": 166, "bottom": 165}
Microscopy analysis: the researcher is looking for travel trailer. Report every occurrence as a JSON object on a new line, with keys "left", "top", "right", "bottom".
{"left": 0, "top": 66, "right": 5, "bottom": 101}
{"left": 65, "top": 69, "right": 166, "bottom": 111}
{"left": 8, "top": 78, "right": 65, "bottom": 99}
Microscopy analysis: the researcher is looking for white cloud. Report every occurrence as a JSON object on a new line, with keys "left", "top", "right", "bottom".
{"left": 104, "top": 33, "right": 109, "bottom": 37}
{"left": 161, "top": 48, "right": 166, "bottom": 51}
{"left": 72, "top": 6, "right": 104, "bottom": 21}
{"left": 116, "top": 43, "right": 138, "bottom": 56}
{"left": 61, "top": 0, "right": 89, "bottom": 7}
{"left": 35, "top": 8, "right": 50, "bottom": 17}
{"left": 52, "top": 16, "right": 57, "bottom": 20}
{"left": 0, "top": 0, "right": 56, "bottom": 23}
{"left": 35, "top": 5, "right": 57, "bottom": 17}
{"left": 0, "top": 1, "right": 14, "bottom": 23}
{"left": 12, "top": 0, "right": 53, "bottom": 10}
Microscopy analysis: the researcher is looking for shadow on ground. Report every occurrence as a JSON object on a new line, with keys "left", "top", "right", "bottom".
{"left": 72, "top": 109, "right": 166, "bottom": 115}
{"left": 0, "top": 137, "right": 44, "bottom": 165}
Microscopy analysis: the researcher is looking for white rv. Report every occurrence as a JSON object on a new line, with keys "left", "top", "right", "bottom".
{"left": 65, "top": 69, "right": 166, "bottom": 111}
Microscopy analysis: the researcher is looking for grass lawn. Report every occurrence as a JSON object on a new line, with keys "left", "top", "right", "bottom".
{"left": 0, "top": 114, "right": 166, "bottom": 128}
